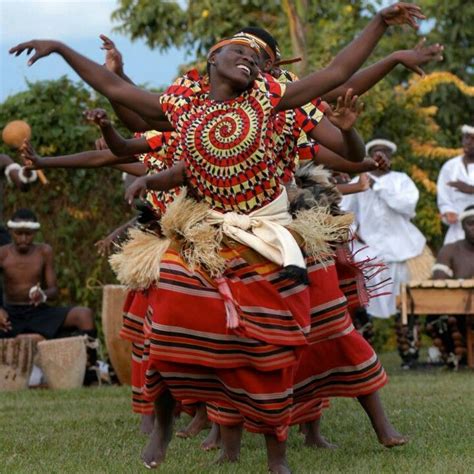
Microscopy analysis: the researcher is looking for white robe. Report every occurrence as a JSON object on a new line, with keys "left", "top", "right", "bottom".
{"left": 341, "top": 171, "right": 426, "bottom": 318}
{"left": 437, "top": 155, "right": 474, "bottom": 244}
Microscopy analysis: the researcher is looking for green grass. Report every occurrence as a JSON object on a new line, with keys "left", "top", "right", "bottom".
{"left": 1, "top": 353, "right": 473, "bottom": 473}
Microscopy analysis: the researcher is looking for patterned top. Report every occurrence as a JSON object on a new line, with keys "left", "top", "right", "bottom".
{"left": 135, "top": 130, "right": 181, "bottom": 217}
{"left": 272, "top": 69, "right": 325, "bottom": 183}
{"left": 159, "top": 70, "right": 286, "bottom": 213}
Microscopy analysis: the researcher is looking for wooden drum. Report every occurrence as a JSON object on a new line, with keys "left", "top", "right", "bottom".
{"left": 101, "top": 284, "right": 132, "bottom": 385}
{"left": 0, "top": 336, "right": 37, "bottom": 391}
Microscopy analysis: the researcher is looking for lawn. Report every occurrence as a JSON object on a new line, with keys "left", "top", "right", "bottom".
{"left": 1, "top": 352, "right": 473, "bottom": 474}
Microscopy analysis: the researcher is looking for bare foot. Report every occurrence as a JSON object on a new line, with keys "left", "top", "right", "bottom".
{"left": 141, "top": 390, "right": 174, "bottom": 468}
{"left": 305, "top": 433, "right": 338, "bottom": 449}
{"left": 176, "top": 403, "right": 209, "bottom": 439}
{"left": 357, "top": 392, "right": 408, "bottom": 449}
{"left": 268, "top": 462, "right": 292, "bottom": 474}
{"left": 141, "top": 428, "right": 167, "bottom": 469}
{"left": 213, "top": 450, "right": 240, "bottom": 464}
{"left": 212, "top": 424, "right": 242, "bottom": 463}
{"left": 378, "top": 429, "right": 409, "bottom": 448}
{"left": 140, "top": 414, "right": 155, "bottom": 435}
{"left": 201, "top": 422, "right": 221, "bottom": 451}
{"left": 303, "top": 420, "right": 338, "bottom": 449}
{"left": 265, "top": 434, "right": 291, "bottom": 474}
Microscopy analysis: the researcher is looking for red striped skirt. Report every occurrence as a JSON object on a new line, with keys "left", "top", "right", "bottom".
{"left": 142, "top": 241, "right": 386, "bottom": 438}
{"left": 121, "top": 290, "right": 154, "bottom": 415}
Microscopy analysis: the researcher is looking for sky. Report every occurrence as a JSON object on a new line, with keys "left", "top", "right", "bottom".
{"left": 0, "top": 0, "right": 188, "bottom": 101}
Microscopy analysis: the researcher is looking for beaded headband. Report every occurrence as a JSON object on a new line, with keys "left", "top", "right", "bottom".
{"left": 208, "top": 32, "right": 277, "bottom": 63}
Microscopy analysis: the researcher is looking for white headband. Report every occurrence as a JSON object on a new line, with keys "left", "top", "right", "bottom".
{"left": 461, "top": 125, "right": 474, "bottom": 136}
{"left": 366, "top": 139, "right": 397, "bottom": 155}
{"left": 459, "top": 209, "right": 474, "bottom": 222}
{"left": 7, "top": 220, "right": 40, "bottom": 230}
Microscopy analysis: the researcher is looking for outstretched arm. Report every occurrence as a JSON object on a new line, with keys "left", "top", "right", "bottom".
{"left": 99, "top": 35, "right": 174, "bottom": 133}
{"left": 322, "top": 40, "right": 443, "bottom": 103}
{"left": 10, "top": 40, "right": 166, "bottom": 121}
{"left": 20, "top": 140, "right": 136, "bottom": 170}
{"left": 112, "top": 162, "right": 147, "bottom": 176}
{"left": 125, "top": 161, "right": 185, "bottom": 204}
{"left": 315, "top": 146, "right": 390, "bottom": 173}
{"left": 277, "top": 3, "right": 425, "bottom": 111}
{"left": 84, "top": 108, "right": 152, "bottom": 157}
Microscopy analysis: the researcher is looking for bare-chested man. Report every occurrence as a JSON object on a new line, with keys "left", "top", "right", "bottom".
{"left": 427, "top": 205, "right": 474, "bottom": 366}
{"left": 0, "top": 208, "right": 95, "bottom": 340}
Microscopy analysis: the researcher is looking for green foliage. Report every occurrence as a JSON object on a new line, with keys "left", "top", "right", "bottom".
{"left": 0, "top": 77, "right": 133, "bottom": 318}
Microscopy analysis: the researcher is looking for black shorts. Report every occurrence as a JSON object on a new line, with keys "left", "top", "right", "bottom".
{"left": 0, "top": 303, "right": 72, "bottom": 339}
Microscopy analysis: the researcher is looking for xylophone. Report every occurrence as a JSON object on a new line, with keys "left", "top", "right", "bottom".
{"left": 400, "top": 279, "right": 474, "bottom": 368}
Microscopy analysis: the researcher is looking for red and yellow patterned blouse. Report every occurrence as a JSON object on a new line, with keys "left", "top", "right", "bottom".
{"left": 272, "top": 69, "right": 325, "bottom": 183}
{"left": 134, "top": 130, "right": 181, "bottom": 217}
{"left": 159, "top": 70, "right": 286, "bottom": 214}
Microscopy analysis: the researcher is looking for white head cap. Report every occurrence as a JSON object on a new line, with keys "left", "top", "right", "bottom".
{"left": 365, "top": 139, "right": 397, "bottom": 155}
{"left": 461, "top": 125, "right": 474, "bottom": 136}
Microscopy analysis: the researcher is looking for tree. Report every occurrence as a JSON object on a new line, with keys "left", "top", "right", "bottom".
{"left": 0, "top": 77, "right": 131, "bottom": 316}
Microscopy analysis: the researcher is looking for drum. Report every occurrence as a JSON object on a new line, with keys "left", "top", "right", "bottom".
{"left": 101, "top": 284, "right": 132, "bottom": 385}
{"left": 0, "top": 336, "right": 36, "bottom": 391}
{"left": 37, "top": 336, "right": 87, "bottom": 389}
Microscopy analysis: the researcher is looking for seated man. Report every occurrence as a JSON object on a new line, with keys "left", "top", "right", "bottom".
{"left": 427, "top": 205, "right": 474, "bottom": 366}
{"left": 0, "top": 208, "right": 95, "bottom": 341}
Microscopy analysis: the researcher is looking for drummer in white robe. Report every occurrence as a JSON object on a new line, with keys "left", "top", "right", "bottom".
{"left": 342, "top": 139, "right": 426, "bottom": 318}
{"left": 437, "top": 125, "right": 474, "bottom": 244}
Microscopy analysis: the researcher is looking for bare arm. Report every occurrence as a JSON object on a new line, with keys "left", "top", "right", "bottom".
{"left": 432, "top": 245, "right": 454, "bottom": 279}
{"left": 112, "top": 162, "right": 147, "bottom": 176}
{"left": 10, "top": 40, "right": 166, "bottom": 121}
{"left": 125, "top": 161, "right": 185, "bottom": 204}
{"left": 322, "top": 41, "right": 443, "bottom": 103}
{"left": 0, "top": 154, "right": 29, "bottom": 190}
{"left": 84, "top": 109, "right": 152, "bottom": 157}
{"left": 316, "top": 146, "right": 387, "bottom": 173}
{"left": 277, "top": 3, "right": 425, "bottom": 111}
{"left": 41, "top": 245, "right": 59, "bottom": 301}
{"left": 20, "top": 141, "right": 136, "bottom": 170}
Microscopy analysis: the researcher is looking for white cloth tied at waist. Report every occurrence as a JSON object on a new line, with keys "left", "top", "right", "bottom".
{"left": 207, "top": 187, "right": 306, "bottom": 270}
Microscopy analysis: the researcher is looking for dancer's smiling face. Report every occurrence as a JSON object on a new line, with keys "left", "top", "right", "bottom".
{"left": 209, "top": 44, "right": 259, "bottom": 90}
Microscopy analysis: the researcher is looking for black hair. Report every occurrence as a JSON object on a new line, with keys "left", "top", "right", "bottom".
{"left": 239, "top": 26, "right": 279, "bottom": 61}
{"left": 464, "top": 205, "right": 474, "bottom": 212}
{"left": 11, "top": 208, "right": 38, "bottom": 222}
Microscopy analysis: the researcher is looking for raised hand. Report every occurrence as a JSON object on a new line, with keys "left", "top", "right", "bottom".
{"left": 83, "top": 108, "right": 111, "bottom": 128}
{"left": 442, "top": 212, "right": 458, "bottom": 225}
{"left": 20, "top": 140, "right": 43, "bottom": 169}
{"left": 372, "top": 151, "right": 391, "bottom": 171}
{"left": 124, "top": 175, "right": 149, "bottom": 205}
{"left": 0, "top": 308, "right": 12, "bottom": 333}
{"left": 358, "top": 173, "right": 371, "bottom": 191}
{"left": 324, "top": 89, "right": 364, "bottom": 131}
{"left": 9, "top": 40, "right": 61, "bottom": 66}
{"left": 95, "top": 236, "right": 115, "bottom": 257}
{"left": 380, "top": 3, "right": 426, "bottom": 30}
{"left": 396, "top": 39, "right": 444, "bottom": 76}
{"left": 100, "top": 34, "right": 124, "bottom": 75}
